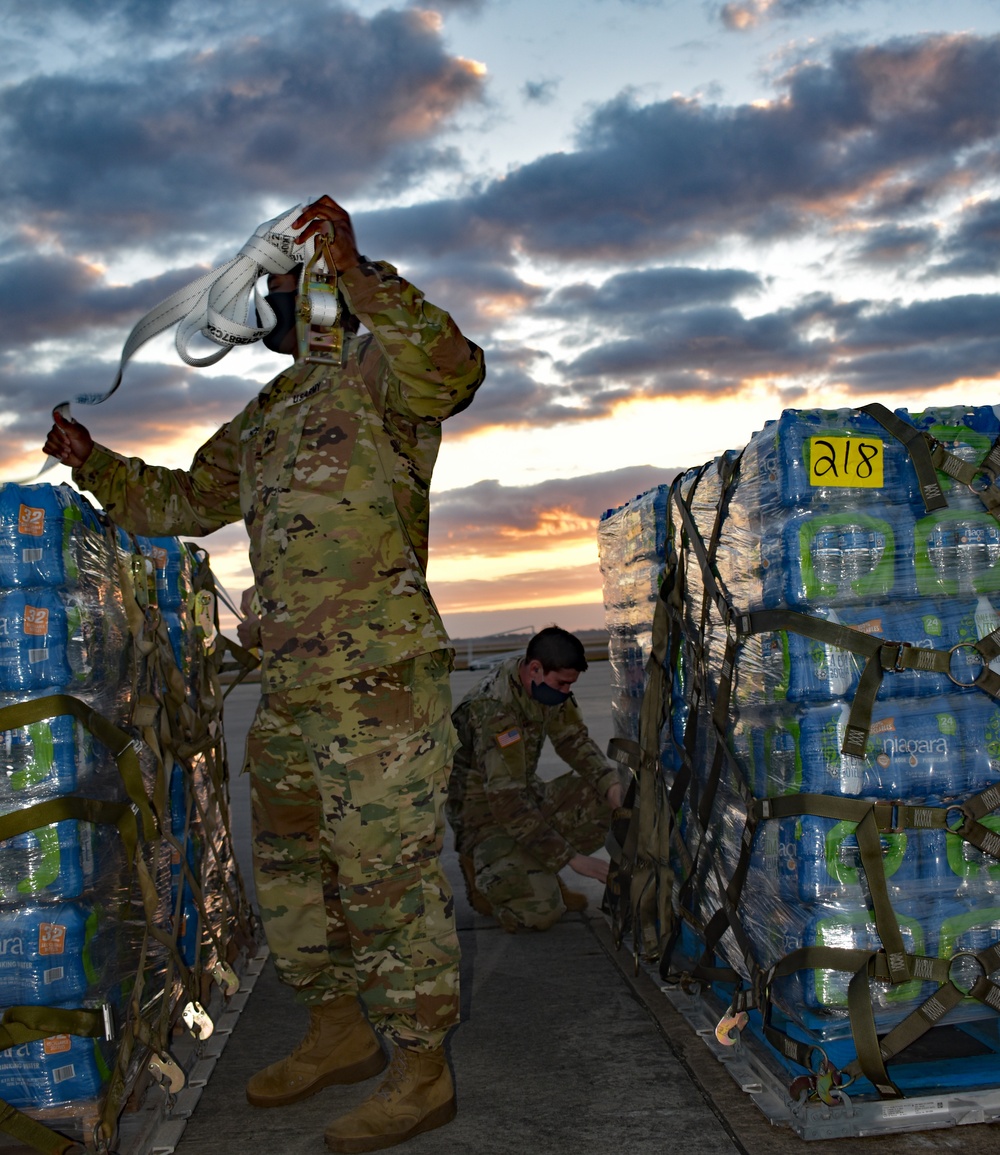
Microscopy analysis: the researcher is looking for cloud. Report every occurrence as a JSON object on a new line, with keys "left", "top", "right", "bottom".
{"left": 431, "top": 563, "right": 606, "bottom": 614}
{"left": 430, "top": 465, "right": 676, "bottom": 558}
{"left": 431, "top": 271, "right": 1000, "bottom": 438}
{"left": 0, "top": 4, "right": 486, "bottom": 255}
{"left": 0, "top": 356, "right": 265, "bottom": 476}
{"left": 559, "top": 290, "right": 1000, "bottom": 401}
{"left": 6, "top": 0, "right": 185, "bottom": 28}
{"left": 444, "top": 343, "right": 567, "bottom": 433}
{"left": 831, "top": 294, "right": 1000, "bottom": 390}
{"left": 717, "top": 0, "right": 862, "bottom": 31}
{"left": 849, "top": 224, "right": 938, "bottom": 267}
{"left": 0, "top": 256, "right": 220, "bottom": 349}
{"left": 361, "top": 33, "right": 1000, "bottom": 266}
{"left": 936, "top": 198, "right": 1000, "bottom": 277}
{"left": 422, "top": 0, "right": 488, "bottom": 12}
{"left": 522, "top": 79, "right": 559, "bottom": 105}
{"left": 543, "top": 266, "right": 764, "bottom": 318}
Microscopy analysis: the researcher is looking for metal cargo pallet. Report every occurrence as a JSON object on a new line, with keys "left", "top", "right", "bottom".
{"left": 113, "top": 946, "right": 269, "bottom": 1155}
{"left": 655, "top": 974, "right": 1000, "bottom": 1140}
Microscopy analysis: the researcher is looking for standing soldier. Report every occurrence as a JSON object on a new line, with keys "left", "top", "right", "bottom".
{"left": 448, "top": 626, "right": 623, "bottom": 932}
{"left": 44, "top": 195, "right": 485, "bottom": 1153}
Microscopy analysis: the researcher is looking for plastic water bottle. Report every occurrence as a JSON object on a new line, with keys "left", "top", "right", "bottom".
{"left": 798, "top": 816, "right": 917, "bottom": 904}
{"left": 0, "top": 588, "right": 125, "bottom": 701}
{"left": 901, "top": 405, "right": 1000, "bottom": 509}
{"left": 956, "top": 518, "right": 1000, "bottom": 594}
{"left": 802, "top": 903, "right": 928, "bottom": 1014}
{"left": 974, "top": 595, "right": 1000, "bottom": 666}
{"left": 914, "top": 828, "right": 953, "bottom": 899}
{"left": 0, "top": 590, "right": 71, "bottom": 692}
{"left": 810, "top": 526, "right": 841, "bottom": 592}
{"left": 840, "top": 523, "right": 884, "bottom": 594}
{"left": 799, "top": 705, "right": 868, "bottom": 796}
{"left": 0, "top": 713, "right": 93, "bottom": 806}
{"left": 877, "top": 602, "right": 952, "bottom": 700}
{"left": 797, "top": 698, "right": 965, "bottom": 802}
{"left": 137, "top": 537, "right": 191, "bottom": 612}
{"left": 789, "top": 511, "right": 899, "bottom": 606}
{"left": 926, "top": 521, "right": 958, "bottom": 591}
{"left": 162, "top": 611, "right": 192, "bottom": 681}
{"left": 865, "top": 698, "right": 964, "bottom": 803}
{"left": 0, "top": 486, "right": 77, "bottom": 589}
{"left": 945, "top": 814, "right": 1000, "bottom": 898}
{"left": 0, "top": 1031, "right": 108, "bottom": 1107}
{"left": 0, "top": 903, "right": 93, "bottom": 1006}
{"left": 787, "top": 608, "right": 858, "bottom": 703}
{"left": 955, "top": 697, "right": 1000, "bottom": 798}
{"left": 761, "top": 723, "right": 800, "bottom": 795}
{"left": 774, "top": 409, "right": 903, "bottom": 508}
{"left": 929, "top": 902, "right": 1000, "bottom": 1019}
{"left": 0, "top": 820, "right": 88, "bottom": 902}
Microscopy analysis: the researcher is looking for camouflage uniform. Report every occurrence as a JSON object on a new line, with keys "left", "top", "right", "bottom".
{"left": 74, "top": 258, "right": 485, "bottom": 1049}
{"left": 447, "top": 656, "right": 618, "bottom": 931}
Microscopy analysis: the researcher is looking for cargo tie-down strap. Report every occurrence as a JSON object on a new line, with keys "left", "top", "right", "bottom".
{"left": 736, "top": 606, "right": 1000, "bottom": 757}
{"left": 626, "top": 407, "right": 1000, "bottom": 1103}
{"left": 0, "top": 544, "right": 259, "bottom": 1154}
{"left": 30, "top": 204, "right": 311, "bottom": 482}
{"left": 861, "top": 402, "right": 1000, "bottom": 521}
{"left": 0, "top": 695, "right": 162, "bottom": 1154}
{"left": 77, "top": 204, "right": 310, "bottom": 408}
{"left": 605, "top": 456, "right": 745, "bottom": 968}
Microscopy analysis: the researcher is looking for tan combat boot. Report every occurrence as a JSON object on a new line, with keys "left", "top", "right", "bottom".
{"left": 459, "top": 854, "right": 493, "bottom": 916}
{"left": 558, "top": 877, "right": 588, "bottom": 912}
{"left": 246, "top": 996, "right": 386, "bottom": 1108}
{"left": 324, "top": 1045, "right": 455, "bottom": 1152}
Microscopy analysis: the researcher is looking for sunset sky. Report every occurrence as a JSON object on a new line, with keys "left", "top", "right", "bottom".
{"left": 3, "top": 0, "right": 1000, "bottom": 638}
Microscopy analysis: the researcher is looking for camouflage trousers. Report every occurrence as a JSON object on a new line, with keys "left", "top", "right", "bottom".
{"left": 470, "top": 771, "right": 608, "bottom": 931}
{"left": 245, "top": 649, "right": 460, "bottom": 1049}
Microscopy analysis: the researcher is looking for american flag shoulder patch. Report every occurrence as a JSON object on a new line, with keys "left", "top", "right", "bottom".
{"left": 495, "top": 727, "right": 522, "bottom": 748}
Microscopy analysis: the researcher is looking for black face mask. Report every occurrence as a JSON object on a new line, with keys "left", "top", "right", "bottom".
{"left": 260, "top": 291, "right": 298, "bottom": 353}
{"left": 531, "top": 680, "right": 571, "bottom": 707}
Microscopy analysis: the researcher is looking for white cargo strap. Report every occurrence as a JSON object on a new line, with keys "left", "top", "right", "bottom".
{"left": 26, "top": 204, "right": 322, "bottom": 482}
{"left": 79, "top": 203, "right": 311, "bottom": 407}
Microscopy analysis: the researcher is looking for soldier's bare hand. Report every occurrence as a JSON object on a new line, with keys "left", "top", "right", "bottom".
{"left": 292, "top": 195, "right": 361, "bottom": 273}
{"left": 568, "top": 854, "right": 609, "bottom": 884}
{"left": 237, "top": 586, "right": 262, "bottom": 649}
{"left": 43, "top": 410, "right": 93, "bottom": 469}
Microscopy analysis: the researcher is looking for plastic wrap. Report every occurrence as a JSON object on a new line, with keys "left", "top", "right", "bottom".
{"left": 609, "top": 405, "right": 1000, "bottom": 1095}
{"left": 598, "top": 485, "right": 670, "bottom": 744}
{"left": 0, "top": 484, "right": 256, "bottom": 1138}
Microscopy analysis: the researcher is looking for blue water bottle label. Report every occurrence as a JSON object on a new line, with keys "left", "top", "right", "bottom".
{"left": 0, "top": 590, "right": 71, "bottom": 692}
{"left": 0, "top": 1031, "right": 107, "bottom": 1107}
{"left": 0, "top": 904, "right": 91, "bottom": 1006}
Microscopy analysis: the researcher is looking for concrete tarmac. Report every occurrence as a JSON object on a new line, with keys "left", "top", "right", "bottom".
{"left": 172, "top": 663, "right": 1000, "bottom": 1155}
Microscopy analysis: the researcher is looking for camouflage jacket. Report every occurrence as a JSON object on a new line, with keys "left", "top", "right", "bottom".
{"left": 74, "top": 259, "right": 485, "bottom": 692}
{"left": 448, "top": 656, "right": 618, "bottom": 872}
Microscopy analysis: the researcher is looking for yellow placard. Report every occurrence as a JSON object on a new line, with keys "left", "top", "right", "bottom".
{"left": 807, "top": 436, "right": 884, "bottom": 488}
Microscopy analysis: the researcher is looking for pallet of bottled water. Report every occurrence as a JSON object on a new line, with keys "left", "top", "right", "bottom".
{"left": 606, "top": 405, "right": 1000, "bottom": 1129}
{"left": 0, "top": 483, "right": 257, "bottom": 1152}
{"left": 598, "top": 485, "right": 673, "bottom": 745}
